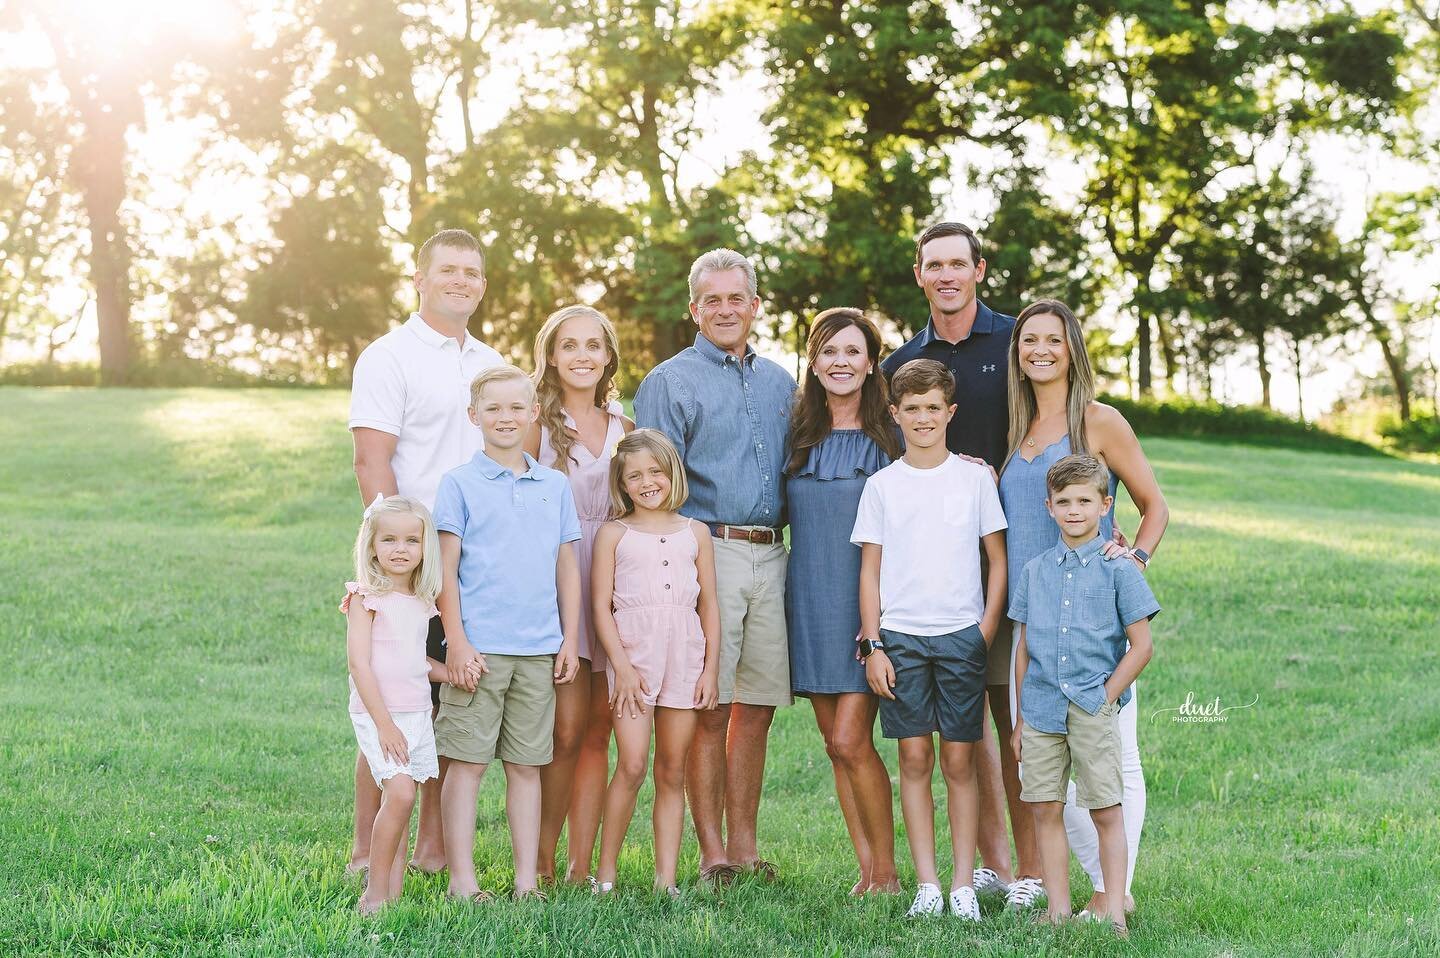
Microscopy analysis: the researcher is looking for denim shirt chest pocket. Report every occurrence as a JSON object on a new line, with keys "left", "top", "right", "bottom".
{"left": 1081, "top": 587, "right": 1117, "bottom": 630}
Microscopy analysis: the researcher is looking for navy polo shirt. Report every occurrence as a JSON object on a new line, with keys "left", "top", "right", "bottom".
{"left": 879, "top": 300, "right": 1016, "bottom": 469}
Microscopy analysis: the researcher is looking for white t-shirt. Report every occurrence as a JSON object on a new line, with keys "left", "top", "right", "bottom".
{"left": 849, "top": 454, "right": 1008, "bottom": 636}
{"left": 348, "top": 313, "right": 505, "bottom": 510}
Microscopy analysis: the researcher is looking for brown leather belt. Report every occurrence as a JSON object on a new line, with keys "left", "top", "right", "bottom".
{"left": 709, "top": 523, "right": 781, "bottom": 545}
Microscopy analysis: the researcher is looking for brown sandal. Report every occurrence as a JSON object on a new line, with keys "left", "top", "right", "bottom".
{"left": 698, "top": 863, "right": 742, "bottom": 887}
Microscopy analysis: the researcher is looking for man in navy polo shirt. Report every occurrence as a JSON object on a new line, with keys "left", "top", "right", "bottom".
{"left": 880, "top": 221, "right": 1043, "bottom": 910}
{"left": 880, "top": 221, "right": 1015, "bottom": 470}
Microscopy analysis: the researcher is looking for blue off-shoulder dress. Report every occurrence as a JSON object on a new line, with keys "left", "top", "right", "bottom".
{"left": 784, "top": 429, "right": 891, "bottom": 695}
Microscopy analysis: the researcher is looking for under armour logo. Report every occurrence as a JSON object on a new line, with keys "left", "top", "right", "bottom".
{"left": 981, "top": 364, "right": 996, "bottom": 373}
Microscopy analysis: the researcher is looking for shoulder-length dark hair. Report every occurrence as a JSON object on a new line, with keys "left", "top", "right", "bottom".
{"left": 786, "top": 307, "right": 901, "bottom": 474}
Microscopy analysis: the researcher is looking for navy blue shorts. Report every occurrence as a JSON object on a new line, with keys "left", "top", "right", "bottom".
{"left": 876, "top": 625, "right": 989, "bottom": 743}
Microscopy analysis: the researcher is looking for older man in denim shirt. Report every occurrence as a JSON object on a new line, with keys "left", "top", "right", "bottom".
{"left": 634, "top": 248, "right": 797, "bottom": 884}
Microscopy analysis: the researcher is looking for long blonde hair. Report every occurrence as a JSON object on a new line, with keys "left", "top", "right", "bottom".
{"left": 531, "top": 305, "right": 621, "bottom": 473}
{"left": 1001, "top": 299, "right": 1095, "bottom": 475}
{"left": 352, "top": 496, "right": 442, "bottom": 605}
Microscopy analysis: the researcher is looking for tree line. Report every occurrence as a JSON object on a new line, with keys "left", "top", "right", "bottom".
{"left": 1, "top": 1, "right": 1437, "bottom": 422}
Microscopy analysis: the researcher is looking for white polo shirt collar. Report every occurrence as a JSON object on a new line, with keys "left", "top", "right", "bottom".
{"left": 403, "top": 312, "right": 488, "bottom": 356}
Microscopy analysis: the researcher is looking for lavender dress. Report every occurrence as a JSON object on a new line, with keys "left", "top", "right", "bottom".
{"left": 538, "top": 400, "right": 626, "bottom": 669}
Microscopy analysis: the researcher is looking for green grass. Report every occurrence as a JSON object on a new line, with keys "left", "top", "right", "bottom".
{"left": 3, "top": 386, "right": 1439, "bottom": 957}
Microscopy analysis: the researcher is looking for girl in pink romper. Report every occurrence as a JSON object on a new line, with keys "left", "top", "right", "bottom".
{"left": 527, "top": 305, "right": 633, "bottom": 884}
{"left": 590, "top": 429, "right": 720, "bottom": 896}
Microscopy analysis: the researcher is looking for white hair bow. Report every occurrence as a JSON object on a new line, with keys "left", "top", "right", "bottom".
{"left": 363, "top": 493, "right": 385, "bottom": 519}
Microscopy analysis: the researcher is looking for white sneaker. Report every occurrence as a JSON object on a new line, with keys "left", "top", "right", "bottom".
{"left": 1005, "top": 876, "right": 1046, "bottom": 910}
{"left": 949, "top": 885, "right": 981, "bottom": 921}
{"left": 972, "top": 867, "right": 1010, "bottom": 897}
{"left": 905, "top": 883, "right": 944, "bottom": 918}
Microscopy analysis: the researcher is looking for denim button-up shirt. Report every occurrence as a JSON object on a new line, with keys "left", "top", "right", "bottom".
{"left": 634, "top": 333, "right": 797, "bottom": 527}
{"left": 1009, "top": 534, "right": 1161, "bottom": 733}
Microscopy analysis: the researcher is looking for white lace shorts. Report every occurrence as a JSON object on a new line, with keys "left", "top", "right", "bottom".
{"left": 350, "top": 709, "right": 439, "bottom": 787}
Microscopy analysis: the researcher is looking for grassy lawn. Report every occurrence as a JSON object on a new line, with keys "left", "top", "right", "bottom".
{"left": 3, "top": 386, "right": 1439, "bottom": 957}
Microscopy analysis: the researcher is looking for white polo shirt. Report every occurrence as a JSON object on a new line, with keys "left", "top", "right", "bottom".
{"left": 349, "top": 313, "right": 505, "bottom": 510}
{"left": 850, "top": 454, "right": 1008, "bottom": 636}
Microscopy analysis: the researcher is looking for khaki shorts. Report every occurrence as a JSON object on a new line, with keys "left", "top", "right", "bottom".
{"left": 712, "top": 535, "right": 791, "bottom": 707}
{"left": 433, "top": 653, "right": 555, "bottom": 766}
{"left": 1019, "top": 700, "right": 1123, "bottom": 809}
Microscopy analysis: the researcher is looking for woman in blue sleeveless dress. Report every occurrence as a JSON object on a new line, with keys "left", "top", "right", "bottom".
{"left": 997, "top": 299, "right": 1170, "bottom": 916}
{"left": 784, "top": 308, "right": 902, "bottom": 895}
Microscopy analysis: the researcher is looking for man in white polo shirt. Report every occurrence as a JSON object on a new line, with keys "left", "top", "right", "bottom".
{"left": 348, "top": 228, "right": 504, "bottom": 878}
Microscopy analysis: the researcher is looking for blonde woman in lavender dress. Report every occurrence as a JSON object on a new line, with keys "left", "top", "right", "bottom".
{"left": 525, "top": 305, "right": 634, "bottom": 884}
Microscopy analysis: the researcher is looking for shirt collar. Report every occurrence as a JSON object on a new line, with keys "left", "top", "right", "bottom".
{"left": 405, "top": 313, "right": 485, "bottom": 354}
{"left": 1052, "top": 533, "right": 1108, "bottom": 567}
{"left": 693, "top": 332, "right": 756, "bottom": 368}
{"left": 917, "top": 300, "right": 997, "bottom": 345}
{"left": 471, "top": 449, "right": 542, "bottom": 480}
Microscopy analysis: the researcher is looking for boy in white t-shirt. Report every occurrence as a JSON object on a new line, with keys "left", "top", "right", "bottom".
{"left": 850, "top": 358, "right": 1008, "bottom": 922}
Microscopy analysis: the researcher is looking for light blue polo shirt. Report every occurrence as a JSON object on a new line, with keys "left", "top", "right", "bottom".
{"left": 432, "top": 451, "right": 582, "bottom": 656}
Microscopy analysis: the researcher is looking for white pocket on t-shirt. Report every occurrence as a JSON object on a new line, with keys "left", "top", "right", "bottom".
{"left": 943, "top": 494, "right": 972, "bottom": 526}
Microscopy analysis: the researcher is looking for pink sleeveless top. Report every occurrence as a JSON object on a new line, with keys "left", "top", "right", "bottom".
{"left": 538, "top": 400, "right": 626, "bottom": 667}
{"left": 610, "top": 521, "right": 705, "bottom": 646}
{"left": 341, "top": 583, "right": 437, "bottom": 714}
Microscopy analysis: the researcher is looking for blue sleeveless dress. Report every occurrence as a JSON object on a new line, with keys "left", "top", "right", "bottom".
{"left": 784, "top": 430, "right": 891, "bottom": 695}
{"left": 998, "top": 435, "right": 1117, "bottom": 609}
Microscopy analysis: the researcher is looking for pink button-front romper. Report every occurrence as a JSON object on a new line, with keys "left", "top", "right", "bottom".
{"left": 606, "top": 521, "right": 707, "bottom": 709}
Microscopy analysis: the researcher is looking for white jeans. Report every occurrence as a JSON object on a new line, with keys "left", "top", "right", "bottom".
{"left": 1010, "top": 623, "right": 1145, "bottom": 895}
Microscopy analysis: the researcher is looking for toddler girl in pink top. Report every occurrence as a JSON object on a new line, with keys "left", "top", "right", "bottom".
{"left": 589, "top": 429, "right": 720, "bottom": 896}
{"left": 343, "top": 495, "right": 475, "bottom": 913}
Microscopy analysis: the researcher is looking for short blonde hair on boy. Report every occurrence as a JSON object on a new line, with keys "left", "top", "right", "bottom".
{"left": 352, "top": 495, "right": 443, "bottom": 605}
{"left": 1046, "top": 454, "right": 1111, "bottom": 498}
{"left": 609, "top": 429, "right": 689, "bottom": 516}
{"left": 469, "top": 363, "right": 535, "bottom": 409}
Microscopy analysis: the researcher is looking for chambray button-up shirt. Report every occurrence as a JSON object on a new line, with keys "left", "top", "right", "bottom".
{"left": 1009, "top": 534, "right": 1161, "bottom": 734}
{"left": 634, "top": 333, "right": 797, "bottom": 527}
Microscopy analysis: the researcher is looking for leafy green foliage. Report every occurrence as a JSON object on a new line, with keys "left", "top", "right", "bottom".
{"left": 1103, "top": 393, "right": 1382, "bottom": 456}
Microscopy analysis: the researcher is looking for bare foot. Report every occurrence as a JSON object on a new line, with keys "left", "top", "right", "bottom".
{"left": 344, "top": 859, "right": 369, "bottom": 879}
{"left": 408, "top": 857, "right": 446, "bottom": 875}
{"left": 356, "top": 894, "right": 386, "bottom": 915}
{"left": 849, "top": 879, "right": 866, "bottom": 897}
{"left": 867, "top": 877, "right": 902, "bottom": 895}
{"left": 1085, "top": 892, "right": 1137, "bottom": 915}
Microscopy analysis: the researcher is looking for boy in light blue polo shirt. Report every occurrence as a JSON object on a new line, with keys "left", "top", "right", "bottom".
{"left": 432, "top": 364, "right": 582, "bottom": 902}
{"left": 1009, "top": 454, "right": 1159, "bottom": 936}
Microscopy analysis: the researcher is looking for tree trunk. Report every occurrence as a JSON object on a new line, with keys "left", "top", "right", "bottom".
{"left": 1291, "top": 336, "right": 1305, "bottom": 422}
{"left": 1256, "top": 331, "right": 1271, "bottom": 409}
{"left": 1373, "top": 323, "right": 1411, "bottom": 422}
{"left": 1137, "top": 310, "right": 1152, "bottom": 395}
{"left": 458, "top": 0, "right": 477, "bottom": 148}
{"left": 74, "top": 118, "right": 132, "bottom": 385}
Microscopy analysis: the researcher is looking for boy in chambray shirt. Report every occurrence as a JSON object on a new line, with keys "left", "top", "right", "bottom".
{"left": 1009, "top": 454, "right": 1159, "bottom": 937}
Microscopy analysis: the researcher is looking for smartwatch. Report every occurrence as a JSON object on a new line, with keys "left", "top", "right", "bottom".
{"left": 859, "top": 638, "right": 885, "bottom": 658}
{"left": 1131, "top": 547, "right": 1150, "bottom": 568}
